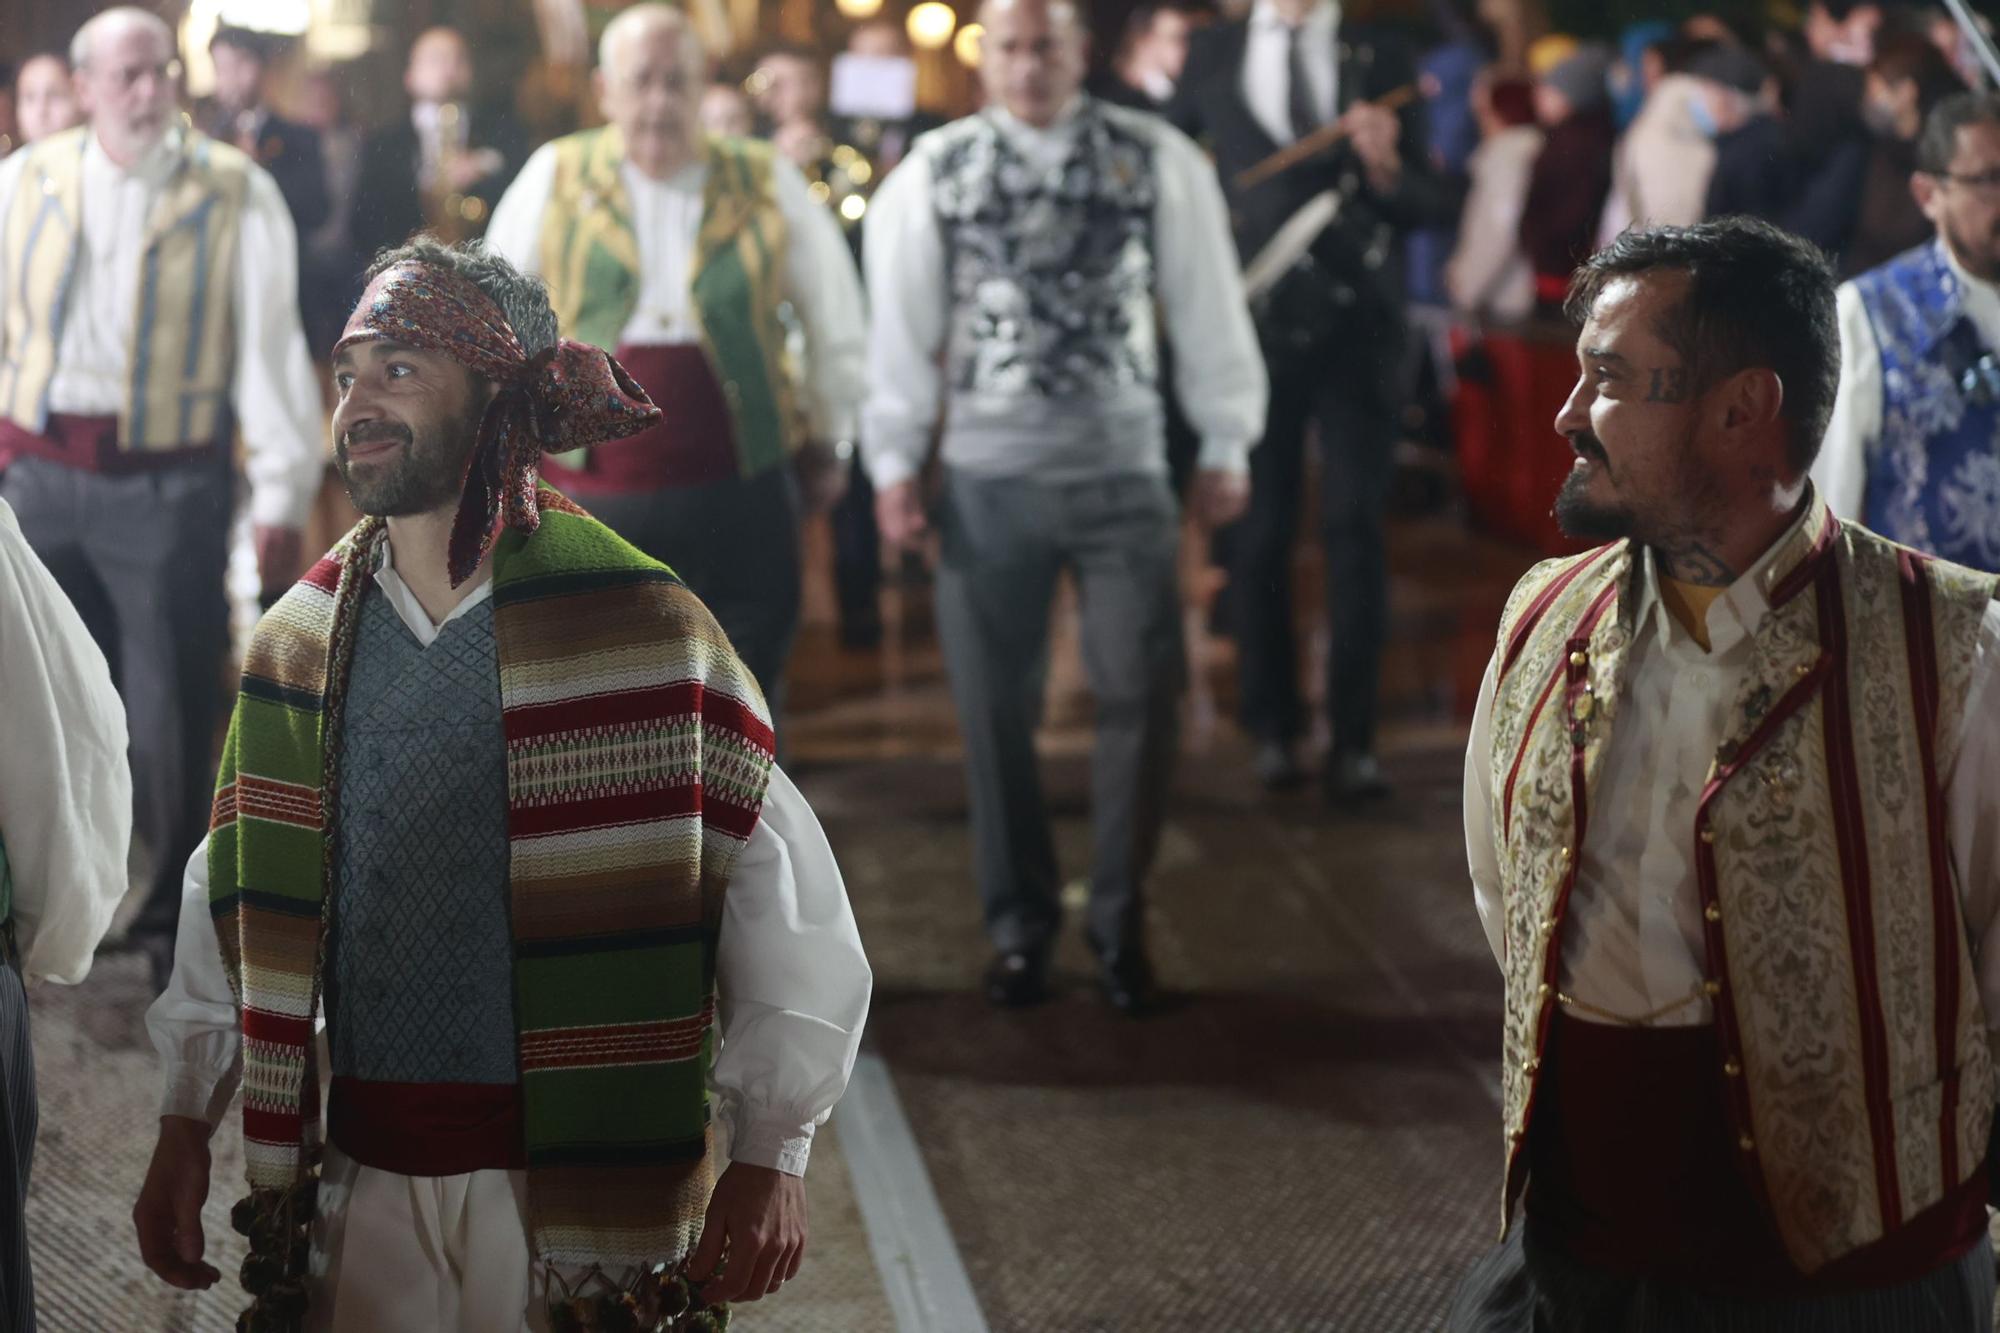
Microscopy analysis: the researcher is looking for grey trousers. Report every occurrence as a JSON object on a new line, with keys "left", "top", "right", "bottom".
{"left": 577, "top": 469, "right": 801, "bottom": 737}
{"left": 0, "top": 962, "right": 36, "bottom": 1332}
{"left": 934, "top": 469, "right": 1185, "bottom": 957}
{"left": 0, "top": 454, "right": 233, "bottom": 942}
{"left": 1446, "top": 1218, "right": 1996, "bottom": 1333}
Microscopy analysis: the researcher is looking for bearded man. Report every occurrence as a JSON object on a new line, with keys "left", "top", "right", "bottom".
{"left": 1452, "top": 216, "right": 2000, "bottom": 1331}
{"left": 133, "top": 239, "right": 871, "bottom": 1332}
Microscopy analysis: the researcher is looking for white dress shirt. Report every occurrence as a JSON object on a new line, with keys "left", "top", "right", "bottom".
{"left": 860, "top": 100, "right": 1268, "bottom": 490}
{"left": 0, "top": 497, "right": 130, "bottom": 985}
{"left": 146, "top": 537, "right": 872, "bottom": 1176}
{"left": 1815, "top": 240, "right": 2000, "bottom": 523}
{"left": 1445, "top": 124, "right": 1543, "bottom": 324}
{"left": 485, "top": 143, "right": 868, "bottom": 445}
{"left": 0, "top": 129, "right": 325, "bottom": 530}
{"left": 1464, "top": 506, "right": 2000, "bottom": 1038}
{"left": 1243, "top": 0, "right": 1341, "bottom": 147}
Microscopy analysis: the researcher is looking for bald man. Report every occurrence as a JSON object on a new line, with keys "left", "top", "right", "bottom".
{"left": 486, "top": 3, "right": 866, "bottom": 741}
{"left": 351, "top": 26, "right": 526, "bottom": 263}
{"left": 862, "top": 0, "right": 1266, "bottom": 1013}
{"left": 0, "top": 6, "right": 322, "bottom": 987}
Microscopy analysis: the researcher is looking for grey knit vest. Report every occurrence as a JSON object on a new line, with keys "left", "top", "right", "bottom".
{"left": 325, "top": 586, "right": 516, "bottom": 1085}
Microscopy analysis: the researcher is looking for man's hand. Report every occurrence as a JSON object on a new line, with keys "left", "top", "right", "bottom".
{"left": 254, "top": 525, "right": 306, "bottom": 600}
{"left": 133, "top": 1115, "right": 220, "bottom": 1291}
{"left": 686, "top": 1162, "right": 807, "bottom": 1304}
{"left": 1340, "top": 101, "right": 1402, "bottom": 190}
{"left": 875, "top": 479, "right": 929, "bottom": 551}
{"left": 1190, "top": 468, "right": 1250, "bottom": 528}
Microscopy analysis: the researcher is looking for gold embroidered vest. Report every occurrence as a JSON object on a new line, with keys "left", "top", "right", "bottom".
{"left": 0, "top": 126, "right": 248, "bottom": 450}
{"left": 1488, "top": 494, "right": 1999, "bottom": 1272}
{"left": 537, "top": 128, "right": 797, "bottom": 479}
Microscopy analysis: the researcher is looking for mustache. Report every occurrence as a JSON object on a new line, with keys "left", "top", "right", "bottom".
{"left": 1569, "top": 430, "right": 1609, "bottom": 463}
{"left": 341, "top": 422, "right": 412, "bottom": 450}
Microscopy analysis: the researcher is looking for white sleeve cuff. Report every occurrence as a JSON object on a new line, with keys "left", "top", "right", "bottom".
{"left": 725, "top": 1113, "right": 816, "bottom": 1177}
{"left": 247, "top": 477, "right": 315, "bottom": 531}
{"left": 1195, "top": 438, "right": 1253, "bottom": 477}
{"left": 160, "top": 1065, "right": 240, "bottom": 1130}
{"left": 862, "top": 444, "right": 922, "bottom": 492}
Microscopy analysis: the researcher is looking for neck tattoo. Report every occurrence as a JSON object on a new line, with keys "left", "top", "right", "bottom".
{"left": 1654, "top": 539, "right": 1738, "bottom": 588}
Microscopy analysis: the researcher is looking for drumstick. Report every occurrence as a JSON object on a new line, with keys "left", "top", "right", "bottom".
{"left": 1232, "top": 83, "right": 1419, "bottom": 191}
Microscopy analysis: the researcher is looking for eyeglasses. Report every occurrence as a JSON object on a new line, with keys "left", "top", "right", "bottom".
{"left": 1938, "top": 167, "right": 2000, "bottom": 194}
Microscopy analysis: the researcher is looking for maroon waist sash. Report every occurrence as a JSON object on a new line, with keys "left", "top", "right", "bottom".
{"left": 1527, "top": 1010, "right": 1986, "bottom": 1295}
{"left": 0, "top": 414, "right": 222, "bottom": 473}
{"left": 539, "top": 343, "right": 739, "bottom": 495}
{"left": 326, "top": 1076, "right": 526, "bottom": 1177}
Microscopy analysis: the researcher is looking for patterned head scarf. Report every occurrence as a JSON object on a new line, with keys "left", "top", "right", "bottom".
{"left": 335, "top": 260, "right": 662, "bottom": 586}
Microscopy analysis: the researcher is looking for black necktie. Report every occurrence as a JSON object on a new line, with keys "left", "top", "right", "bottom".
{"left": 1286, "top": 24, "right": 1319, "bottom": 142}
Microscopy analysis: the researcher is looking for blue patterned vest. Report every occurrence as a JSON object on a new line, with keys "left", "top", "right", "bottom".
{"left": 929, "top": 100, "right": 1158, "bottom": 401}
{"left": 1852, "top": 239, "right": 2000, "bottom": 571}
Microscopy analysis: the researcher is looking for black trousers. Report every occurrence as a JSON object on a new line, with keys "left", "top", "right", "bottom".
{"left": 1, "top": 455, "right": 233, "bottom": 944}
{"left": 579, "top": 468, "right": 801, "bottom": 744}
{"left": 830, "top": 458, "right": 881, "bottom": 638}
{"left": 0, "top": 962, "right": 35, "bottom": 1332}
{"left": 1226, "top": 341, "right": 1398, "bottom": 755}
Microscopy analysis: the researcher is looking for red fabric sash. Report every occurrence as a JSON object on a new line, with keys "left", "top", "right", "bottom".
{"left": 540, "top": 344, "right": 739, "bottom": 495}
{"left": 1527, "top": 1011, "right": 1987, "bottom": 1294}
{"left": 326, "top": 1076, "right": 526, "bottom": 1177}
{"left": 0, "top": 414, "right": 220, "bottom": 473}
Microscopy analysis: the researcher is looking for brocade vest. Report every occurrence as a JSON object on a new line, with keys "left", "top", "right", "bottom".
{"left": 1488, "top": 495, "right": 1999, "bottom": 1274}
{"left": 929, "top": 100, "right": 1158, "bottom": 403}
{"left": 0, "top": 126, "right": 247, "bottom": 451}
{"left": 1853, "top": 240, "right": 2000, "bottom": 572}
{"left": 537, "top": 128, "right": 796, "bottom": 479}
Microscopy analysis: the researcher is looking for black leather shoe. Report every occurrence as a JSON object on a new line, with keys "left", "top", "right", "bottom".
{"left": 1325, "top": 751, "right": 1391, "bottom": 805}
{"left": 984, "top": 950, "right": 1050, "bottom": 1008}
{"left": 1253, "top": 739, "right": 1306, "bottom": 792}
{"left": 1093, "top": 946, "right": 1159, "bottom": 1017}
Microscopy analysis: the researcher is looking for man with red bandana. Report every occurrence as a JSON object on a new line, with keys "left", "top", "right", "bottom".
{"left": 133, "top": 239, "right": 872, "bottom": 1332}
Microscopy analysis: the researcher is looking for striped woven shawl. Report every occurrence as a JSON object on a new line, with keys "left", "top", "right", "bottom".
{"left": 207, "top": 492, "right": 775, "bottom": 1304}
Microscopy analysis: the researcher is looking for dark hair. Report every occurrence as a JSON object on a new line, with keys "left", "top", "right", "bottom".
{"left": 1918, "top": 90, "right": 2000, "bottom": 175}
{"left": 1566, "top": 218, "right": 1840, "bottom": 476}
{"left": 363, "top": 237, "right": 558, "bottom": 358}
{"left": 1872, "top": 31, "right": 1966, "bottom": 119}
{"left": 209, "top": 25, "right": 273, "bottom": 62}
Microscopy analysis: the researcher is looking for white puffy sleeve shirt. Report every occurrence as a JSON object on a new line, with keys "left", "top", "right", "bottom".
{"left": 0, "top": 497, "right": 131, "bottom": 984}
{"left": 146, "top": 557, "right": 871, "bottom": 1177}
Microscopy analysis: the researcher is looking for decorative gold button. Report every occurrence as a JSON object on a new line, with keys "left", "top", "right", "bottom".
{"left": 1540, "top": 917, "right": 1558, "bottom": 937}
{"left": 1572, "top": 695, "right": 1595, "bottom": 721}
{"left": 1700, "top": 828, "right": 1716, "bottom": 845}
{"left": 1703, "top": 979, "right": 1722, "bottom": 997}
{"left": 1796, "top": 663, "right": 1813, "bottom": 679}
{"left": 1558, "top": 845, "right": 1571, "bottom": 861}
{"left": 1723, "top": 1059, "right": 1742, "bottom": 1077}
{"left": 1537, "top": 982, "right": 1552, "bottom": 999}
{"left": 1738, "top": 1133, "right": 1755, "bottom": 1152}
{"left": 1704, "top": 903, "right": 1722, "bottom": 922}
{"left": 1523, "top": 1057, "right": 1541, "bottom": 1074}
{"left": 1570, "top": 651, "right": 1588, "bottom": 667}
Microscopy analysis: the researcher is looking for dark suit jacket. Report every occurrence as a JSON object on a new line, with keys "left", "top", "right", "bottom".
{"left": 349, "top": 106, "right": 527, "bottom": 269}
{"left": 1167, "top": 17, "right": 1457, "bottom": 329}
{"left": 198, "top": 104, "right": 330, "bottom": 241}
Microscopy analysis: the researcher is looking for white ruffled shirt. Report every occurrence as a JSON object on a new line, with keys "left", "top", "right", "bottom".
{"left": 145, "top": 539, "right": 871, "bottom": 1176}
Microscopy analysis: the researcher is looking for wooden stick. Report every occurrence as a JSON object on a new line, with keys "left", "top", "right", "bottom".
{"left": 1231, "top": 84, "right": 1419, "bottom": 192}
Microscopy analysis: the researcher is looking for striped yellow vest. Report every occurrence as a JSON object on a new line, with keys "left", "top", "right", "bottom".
{"left": 538, "top": 128, "right": 796, "bottom": 479}
{"left": 0, "top": 126, "right": 248, "bottom": 451}
{"left": 1487, "top": 493, "right": 1999, "bottom": 1273}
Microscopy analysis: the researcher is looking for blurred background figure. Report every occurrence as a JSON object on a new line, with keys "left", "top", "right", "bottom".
{"left": 1607, "top": 19, "right": 1675, "bottom": 130}
{"left": 1596, "top": 36, "right": 1715, "bottom": 243}
{"left": 1840, "top": 29, "right": 1968, "bottom": 275}
{"left": 1521, "top": 43, "right": 1614, "bottom": 311}
{"left": 701, "top": 77, "right": 757, "bottom": 137}
{"left": 12, "top": 53, "right": 80, "bottom": 147}
{"left": 198, "top": 27, "right": 329, "bottom": 258}
{"left": 753, "top": 42, "right": 829, "bottom": 152}
{"left": 1447, "top": 73, "right": 1540, "bottom": 324}
{"left": 1097, "top": 1, "right": 1197, "bottom": 111}
{"left": 294, "top": 64, "right": 366, "bottom": 355}
{"left": 351, "top": 26, "right": 526, "bottom": 264}
{"left": 1785, "top": 1, "right": 1882, "bottom": 249}
{"left": 1689, "top": 44, "right": 1792, "bottom": 225}
{"left": 486, "top": 2, "right": 866, "bottom": 740}
{"left": 829, "top": 18, "right": 940, "bottom": 179}
{"left": 0, "top": 6, "right": 322, "bottom": 990}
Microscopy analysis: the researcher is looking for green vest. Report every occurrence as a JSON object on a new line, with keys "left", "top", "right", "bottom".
{"left": 538, "top": 128, "right": 796, "bottom": 478}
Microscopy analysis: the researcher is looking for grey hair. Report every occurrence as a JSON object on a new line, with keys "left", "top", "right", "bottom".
{"left": 598, "top": 2, "right": 705, "bottom": 79}
{"left": 70, "top": 6, "right": 174, "bottom": 72}
{"left": 363, "top": 237, "right": 559, "bottom": 358}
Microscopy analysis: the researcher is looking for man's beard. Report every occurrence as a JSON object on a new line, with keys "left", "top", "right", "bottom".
{"left": 1552, "top": 431, "right": 1635, "bottom": 541}
{"left": 1944, "top": 213, "right": 2000, "bottom": 285}
{"left": 335, "top": 406, "right": 482, "bottom": 518}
